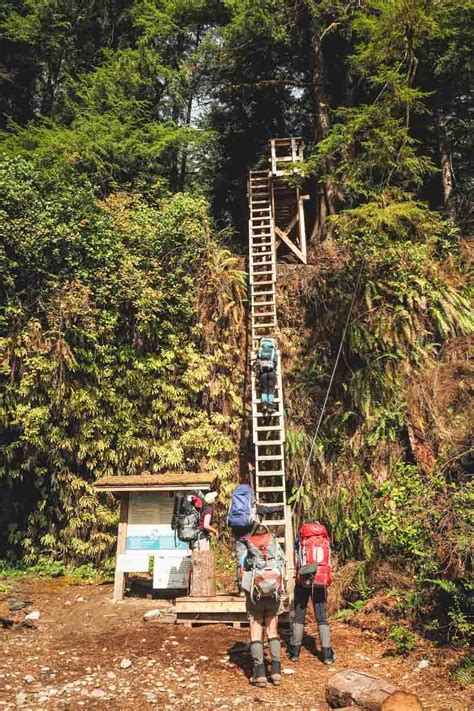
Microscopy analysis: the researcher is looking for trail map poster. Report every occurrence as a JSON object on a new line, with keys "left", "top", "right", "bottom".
{"left": 126, "top": 492, "right": 188, "bottom": 552}
{"left": 119, "top": 491, "right": 191, "bottom": 588}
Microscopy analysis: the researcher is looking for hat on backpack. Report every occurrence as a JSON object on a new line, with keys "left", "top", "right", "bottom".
{"left": 204, "top": 491, "right": 218, "bottom": 504}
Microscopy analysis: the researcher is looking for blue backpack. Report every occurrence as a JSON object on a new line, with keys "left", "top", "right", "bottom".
{"left": 227, "top": 484, "right": 256, "bottom": 529}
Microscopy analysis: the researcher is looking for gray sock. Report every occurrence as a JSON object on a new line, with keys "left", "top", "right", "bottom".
{"left": 250, "top": 641, "right": 264, "bottom": 665}
{"left": 318, "top": 623, "right": 331, "bottom": 649}
{"left": 290, "top": 622, "right": 304, "bottom": 647}
{"left": 268, "top": 637, "right": 281, "bottom": 662}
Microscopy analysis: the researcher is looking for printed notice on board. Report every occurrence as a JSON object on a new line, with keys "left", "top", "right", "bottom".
{"left": 126, "top": 491, "right": 188, "bottom": 552}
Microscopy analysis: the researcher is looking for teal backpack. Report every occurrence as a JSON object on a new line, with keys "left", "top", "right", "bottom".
{"left": 257, "top": 338, "right": 277, "bottom": 371}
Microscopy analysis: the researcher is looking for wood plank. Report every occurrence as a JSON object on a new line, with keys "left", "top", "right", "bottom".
{"left": 175, "top": 600, "right": 247, "bottom": 613}
{"left": 275, "top": 225, "right": 305, "bottom": 263}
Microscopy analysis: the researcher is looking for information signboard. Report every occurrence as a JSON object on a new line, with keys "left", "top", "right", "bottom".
{"left": 120, "top": 491, "right": 191, "bottom": 589}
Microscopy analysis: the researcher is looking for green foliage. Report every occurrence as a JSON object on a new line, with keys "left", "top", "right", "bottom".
{"left": 26, "top": 557, "right": 66, "bottom": 578}
{"left": 452, "top": 655, "right": 474, "bottom": 687}
{"left": 0, "top": 155, "right": 240, "bottom": 564}
{"left": 333, "top": 599, "right": 367, "bottom": 621}
{"left": 68, "top": 563, "right": 111, "bottom": 584}
{"left": 388, "top": 624, "right": 418, "bottom": 656}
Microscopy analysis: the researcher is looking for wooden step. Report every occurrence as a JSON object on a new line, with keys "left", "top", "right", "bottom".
{"left": 256, "top": 454, "right": 284, "bottom": 461}
{"left": 256, "top": 471, "right": 284, "bottom": 477}
{"left": 257, "top": 486, "right": 285, "bottom": 492}
{"left": 262, "top": 519, "right": 286, "bottom": 526}
{"left": 252, "top": 310, "right": 275, "bottom": 317}
{"left": 256, "top": 440, "right": 284, "bottom": 447}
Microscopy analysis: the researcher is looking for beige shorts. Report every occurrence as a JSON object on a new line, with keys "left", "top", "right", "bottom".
{"left": 191, "top": 536, "right": 210, "bottom": 552}
{"left": 245, "top": 593, "right": 279, "bottom": 623}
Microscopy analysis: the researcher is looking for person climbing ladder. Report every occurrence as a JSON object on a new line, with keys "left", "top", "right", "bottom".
{"left": 255, "top": 337, "right": 278, "bottom": 413}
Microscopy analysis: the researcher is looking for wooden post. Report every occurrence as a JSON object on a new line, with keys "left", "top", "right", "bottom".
{"left": 326, "top": 670, "right": 422, "bottom": 711}
{"left": 113, "top": 494, "right": 129, "bottom": 602}
{"left": 298, "top": 196, "right": 307, "bottom": 264}
{"left": 190, "top": 549, "right": 216, "bottom": 597}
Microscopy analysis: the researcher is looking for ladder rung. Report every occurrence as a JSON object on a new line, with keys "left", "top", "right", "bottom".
{"left": 257, "top": 486, "right": 285, "bottom": 492}
{"left": 256, "top": 440, "right": 284, "bottom": 447}
{"left": 256, "top": 426, "right": 281, "bottom": 431}
{"left": 256, "top": 471, "right": 284, "bottom": 476}
{"left": 262, "top": 519, "right": 286, "bottom": 526}
{"left": 256, "top": 455, "right": 284, "bottom": 461}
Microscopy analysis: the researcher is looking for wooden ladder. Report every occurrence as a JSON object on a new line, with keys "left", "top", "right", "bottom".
{"left": 248, "top": 170, "right": 294, "bottom": 582}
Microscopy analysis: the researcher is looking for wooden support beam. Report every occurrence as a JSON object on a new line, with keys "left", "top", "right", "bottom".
{"left": 275, "top": 225, "right": 305, "bottom": 263}
{"left": 298, "top": 197, "right": 307, "bottom": 264}
{"left": 113, "top": 495, "right": 129, "bottom": 602}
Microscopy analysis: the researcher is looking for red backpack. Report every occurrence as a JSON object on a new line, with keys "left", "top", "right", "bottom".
{"left": 296, "top": 523, "right": 332, "bottom": 588}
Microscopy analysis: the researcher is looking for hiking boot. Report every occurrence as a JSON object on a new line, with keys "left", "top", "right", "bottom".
{"left": 285, "top": 644, "right": 300, "bottom": 662}
{"left": 322, "top": 647, "right": 336, "bottom": 665}
{"left": 250, "top": 663, "right": 267, "bottom": 687}
{"left": 270, "top": 659, "right": 281, "bottom": 686}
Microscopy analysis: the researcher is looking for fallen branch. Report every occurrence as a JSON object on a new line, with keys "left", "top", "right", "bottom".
{"left": 326, "top": 669, "right": 422, "bottom": 710}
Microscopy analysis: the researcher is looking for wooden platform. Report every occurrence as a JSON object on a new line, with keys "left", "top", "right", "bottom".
{"left": 175, "top": 594, "right": 290, "bottom": 628}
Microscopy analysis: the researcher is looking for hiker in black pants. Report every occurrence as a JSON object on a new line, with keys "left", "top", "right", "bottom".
{"left": 286, "top": 522, "right": 335, "bottom": 665}
{"left": 287, "top": 584, "right": 334, "bottom": 664}
{"left": 259, "top": 368, "right": 277, "bottom": 413}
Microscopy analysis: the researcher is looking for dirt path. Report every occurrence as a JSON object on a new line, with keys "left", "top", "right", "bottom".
{"left": 0, "top": 580, "right": 471, "bottom": 710}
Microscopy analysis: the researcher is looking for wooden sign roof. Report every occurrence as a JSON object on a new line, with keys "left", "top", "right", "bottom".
{"left": 94, "top": 471, "right": 215, "bottom": 492}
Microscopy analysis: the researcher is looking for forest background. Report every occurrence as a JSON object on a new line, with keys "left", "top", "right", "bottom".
{"left": 0, "top": 0, "right": 472, "bottom": 649}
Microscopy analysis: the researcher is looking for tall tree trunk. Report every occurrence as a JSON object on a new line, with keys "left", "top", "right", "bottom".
{"left": 434, "top": 104, "right": 456, "bottom": 222}
{"left": 310, "top": 19, "right": 338, "bottom": 240}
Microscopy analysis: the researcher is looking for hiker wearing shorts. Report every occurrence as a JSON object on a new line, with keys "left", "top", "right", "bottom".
{"left": 232, "top": 502, "right": 284, "bottom": 592}
{"left": 192, "top": 491, "right": 218, "bottom": 551}
{"left": 241, "top": 525, "right": 285, "bottom": 687}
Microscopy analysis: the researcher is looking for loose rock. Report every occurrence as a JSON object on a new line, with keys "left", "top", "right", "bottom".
{"left": 24, "top": 611, "right": 41, "bottom": 621}
{"left": 120, "top": 658, "right": 132, "bottom": 670}
{"left": 90, "top": 688, "right": 107, "bottom": 699}
{"left": 9, "top": 601, "right": 30, "bottom": 612}
{"left": 143, "top": 609, "right": 161, "bottom": 621}
{"left": 415, "top": 659, "right": 430, "bottom": 671}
